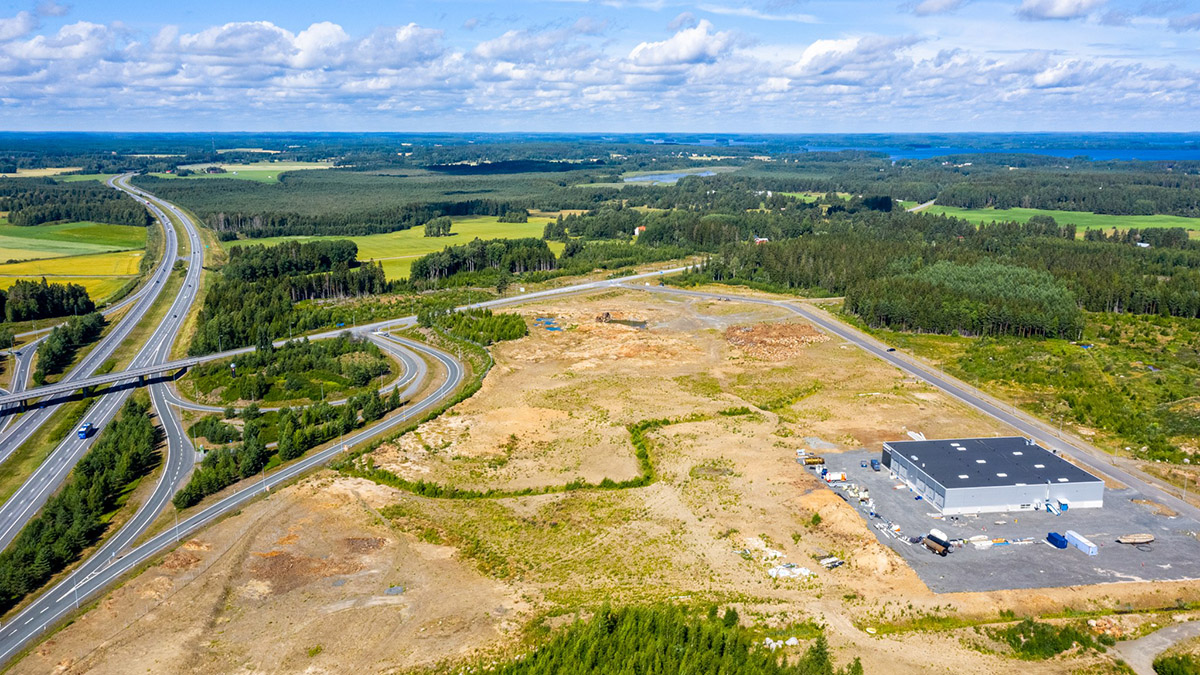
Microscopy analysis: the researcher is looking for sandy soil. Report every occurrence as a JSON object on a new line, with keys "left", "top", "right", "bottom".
{"left": 15, "top": 477, "right": 528, "bottom": 674}
{"left": 22, "top": 289, "right": 1186, "bottom": 674}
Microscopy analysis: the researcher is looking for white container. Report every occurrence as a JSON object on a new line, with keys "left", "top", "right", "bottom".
{"left": 1065, "top": 529, "right": 1098, "bottom": 556}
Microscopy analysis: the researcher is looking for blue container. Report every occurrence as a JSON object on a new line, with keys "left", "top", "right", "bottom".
{"left": 1047, "top": 532, "right": 1068, "bottom": 549}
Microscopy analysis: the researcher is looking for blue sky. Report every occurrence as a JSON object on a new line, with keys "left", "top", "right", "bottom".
{"left": 0, "top": 0, "right": 1198, "bottom": 131}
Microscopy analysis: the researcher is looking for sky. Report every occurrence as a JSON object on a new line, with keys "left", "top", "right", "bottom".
{"left": 0, "top": 0, "right": 1198, "bottom": 132}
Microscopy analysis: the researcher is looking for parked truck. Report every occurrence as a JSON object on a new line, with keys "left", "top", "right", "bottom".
{"left": 870, "top": 459, "right": 881, "bottom": 472}
{"left": 803, "top": 456, "right": 826, "bottom": 466}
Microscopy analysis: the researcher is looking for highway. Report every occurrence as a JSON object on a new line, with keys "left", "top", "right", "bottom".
{"left": 0, "top": 192, "right": 682, "bottom": 662}
{"left": 0, "top": 174, "right": 207, "bottom": 552}
{"left": 0, "top": 338, "right": 40, "bottom": 433}
{"left": 0, "top": 333, "right": 460, "bottom": 664}
{"left": 629, "top": 283, "right": 1200, "bottom": 524}
{"left": 0, "top": 174, "right": 183, "bottom": 453}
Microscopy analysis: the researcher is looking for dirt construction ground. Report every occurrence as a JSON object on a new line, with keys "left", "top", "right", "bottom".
{"left": 19, "top": 289, "right": 1200, "bottom": 674}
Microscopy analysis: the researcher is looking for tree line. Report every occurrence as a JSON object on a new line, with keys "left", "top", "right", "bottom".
{"left": 34, "top": 312, "right": 106, "bottom": 384}
{"left": 173, "top": 385, "right": 403, "bottom": 509}
{"left": 0, "top": 398, "right": 159, "bottom": 613}
{"left": 846, "top": 261, "right": 1084, "bottom": 338}
{"left": 492, "top": 605, "right": 862, "bottom": 675}
{"left": 222, "top": 239, "right": 359, "bottom": 282}
{"left": 189, "top": 241, "right": 392, "bottom": 355}
{"left": 0, "top": 178, "right": 151, "bottom": 227}
{"left": 1, "top": 278, "right": 94, "bottom": 322}
{"left": 409, "top": 238, "right": 557, "bottom": 282}
{"left": 189, "top": 335, "right": 391, "bottom": 402}
{"left": 679, "top": 209, "right": 1200, "bottom": 335}
{"left": 418, "top": 307, "right": 528, "bottom": 345}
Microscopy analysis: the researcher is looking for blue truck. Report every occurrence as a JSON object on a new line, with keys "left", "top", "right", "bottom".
{"left": 870, "top": 459, "right": 881, "bottom": 472}
{"left": 77, "top": 422, "right": 93, "bottom": 439}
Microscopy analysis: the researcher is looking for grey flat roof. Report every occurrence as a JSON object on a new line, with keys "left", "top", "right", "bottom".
{"left": 883, "top": 437, "right": 1102, "bottom": 490}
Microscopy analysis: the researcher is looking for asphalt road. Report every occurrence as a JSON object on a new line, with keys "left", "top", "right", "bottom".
{"left": 0, "top": 174, "right": 207, "bottom": 553}
{"left": 629, "top": 283, "right": 1200, "bottom": 524}
{"left": 0, "top": 338, "right": 41, "bottom": 433}
{"left": 0, "top": 174, "right": 183, "bottom": 453}
{"left": 0, "top": 332, "right": 458, "bottom": 664}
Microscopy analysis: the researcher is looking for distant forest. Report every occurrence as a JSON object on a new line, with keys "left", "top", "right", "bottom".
{"left": 0, "top": 178, "right": 151, "bottom": 227}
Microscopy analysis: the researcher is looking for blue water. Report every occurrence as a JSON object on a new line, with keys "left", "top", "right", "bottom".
{"left": 803, "top": 146, "right": 1200, "bottom": 162}
{"left": 624, "top": 171, "right": 716, "bottom": 184}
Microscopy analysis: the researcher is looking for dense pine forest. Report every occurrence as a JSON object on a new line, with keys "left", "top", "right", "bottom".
{"left": 0, "top": 178, "right": 151, "bottom": 227}
{"left": 190, "top": 241, "right": 391, "bottom": 354}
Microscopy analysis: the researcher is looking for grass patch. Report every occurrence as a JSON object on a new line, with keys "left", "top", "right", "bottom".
{"left": 0, "top": 221, "right": 146, "bottom": 259}
{"left": 989, "top": 618, "right": 1110, "bottom": 660}
{"left": 925, "top": 205, "right": 1200, "bottom": 233}
{"left": 866, "top": 311, "right": 1200, "bottom": 463}
{"left": 54, "top": 173, "right": 118, "bottom": 184}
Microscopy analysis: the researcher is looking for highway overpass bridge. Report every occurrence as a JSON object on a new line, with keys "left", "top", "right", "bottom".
{"left": 0, "top": 348, "right": 253, "bottom": 409}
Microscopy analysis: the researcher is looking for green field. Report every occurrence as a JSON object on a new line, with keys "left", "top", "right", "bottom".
{"left": 151, "top": 161, "right": 334, "bottom": 184}
{"left": 0, "top": 222, "right": 146, "bottom": 262}
{"left": 925, "top": 205, "right": 1200, "bottom": 233}
{"left": 55, "top": 173, "right": 117, "bottom": 184}
{"left": 223, "top": 215, "right": 566, "bottom": 279}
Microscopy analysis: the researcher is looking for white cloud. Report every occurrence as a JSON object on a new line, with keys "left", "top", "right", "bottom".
{"left": 0, "top": 8, "right": 1197, "bottom": 132}
{"left": 696, "top": 4, "right": 818, "bottom": 23}
{"left": 16, "top": 21, "right": 120, "bottom": 60}
{"left": 627, "top": 19, "right": 734, "bottom": 66}
{"left": 0, "top": 11, "right": 37, "bottom": 42}
{"left": 36, "top": 2, "right": 70, "bottom": 17}
{"left": 1018, "top": 0, "right": 1105, "bottom": 20}
{"left": 912, "top": 0, "right": 965, "bottom": 15}
{"left": 1169, "top": 12, "right": 1200, "bottom": 30}
{"left": 668, "top": 11, "right": 698, "bottom": 30}
{"left": 473, "top": 29, "right": 565, "bottom": 62}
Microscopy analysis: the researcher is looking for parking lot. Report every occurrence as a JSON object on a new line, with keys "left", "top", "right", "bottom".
{"left": 817, "top": 449, "right": 1200, "bottom": 593}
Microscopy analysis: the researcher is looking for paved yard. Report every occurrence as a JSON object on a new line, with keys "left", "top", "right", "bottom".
{"left": 815, "top": 449, "right": 1200, "bottom": 593}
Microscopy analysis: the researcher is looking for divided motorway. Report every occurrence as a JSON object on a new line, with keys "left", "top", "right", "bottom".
{"left": 0, "top": 174, "right": 206, "bottom": 552}
{"left": 0, "top": 334, "right": 459, "bottom": 663}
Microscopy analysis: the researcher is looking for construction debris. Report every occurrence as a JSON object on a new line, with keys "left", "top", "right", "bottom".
{"left": 724, "top": 322, "right": 831, "bottom": 360}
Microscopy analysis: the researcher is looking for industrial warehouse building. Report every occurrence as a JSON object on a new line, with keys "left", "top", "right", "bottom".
{"left": 881, "top": 437, "right": 1104, "bottom": 515}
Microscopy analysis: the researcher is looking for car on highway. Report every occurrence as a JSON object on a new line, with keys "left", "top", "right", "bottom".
{"left": 886, "top": 347, "right": 896, "bottom": 352}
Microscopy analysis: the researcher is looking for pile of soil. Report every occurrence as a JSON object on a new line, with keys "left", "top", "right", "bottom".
{"left": 725, "top": 322, "right": 830, "bottom": 359}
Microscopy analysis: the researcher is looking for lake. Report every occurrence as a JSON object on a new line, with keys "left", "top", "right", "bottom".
{"left": 624, "top": 171, "right": 716, "bottom": 184}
